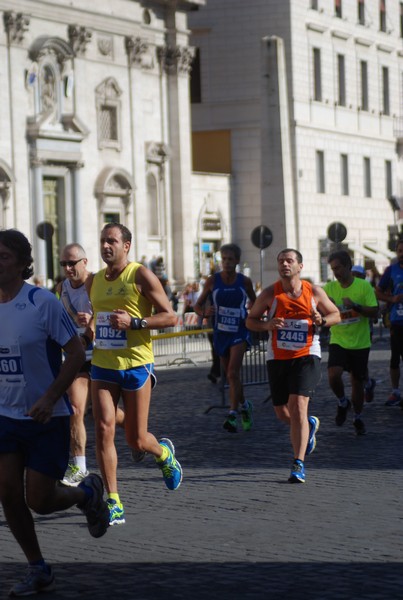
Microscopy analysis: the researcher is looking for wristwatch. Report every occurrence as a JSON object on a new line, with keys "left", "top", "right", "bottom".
{"left": 140, "top": 318, "right": 148, "bottom": 329}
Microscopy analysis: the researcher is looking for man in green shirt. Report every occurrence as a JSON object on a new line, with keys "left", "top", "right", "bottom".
{"left": 323, "top": 251, "right": 378, "bottom": 435}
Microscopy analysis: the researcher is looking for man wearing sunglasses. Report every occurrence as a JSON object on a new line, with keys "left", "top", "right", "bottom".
{"left": 57, "top": 244, "right": 94, "bottom": 486}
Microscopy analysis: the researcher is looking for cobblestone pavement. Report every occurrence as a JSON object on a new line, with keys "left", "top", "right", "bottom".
{"left": 1, "top": 341, "right": 403, "bottom": 600}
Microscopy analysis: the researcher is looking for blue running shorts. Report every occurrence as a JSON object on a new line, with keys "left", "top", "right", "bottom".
{"left": 91, "top": 363, "right": 156, "bottom": 391}
{"left": 0, "top": 415, "right": 70, "bottom": 479}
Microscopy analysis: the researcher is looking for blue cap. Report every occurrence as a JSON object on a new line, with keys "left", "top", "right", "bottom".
{"left": 352, "top": 265, "right": 365, "bottom": 275}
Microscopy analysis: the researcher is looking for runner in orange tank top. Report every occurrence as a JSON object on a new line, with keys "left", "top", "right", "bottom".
{"left": 246, "top": 248, "right": 340, "bottom": 484}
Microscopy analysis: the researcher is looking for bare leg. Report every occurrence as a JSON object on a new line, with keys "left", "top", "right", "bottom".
{"left": 328, "top": 365, "right": 346, "bottom": 399}
{"left": 68, "top": 374, "right": 90, "bottom": 458}
{"left": 221, "top": 342, "right": 247, "bottom": 412}
{"left": 91, "top": 381, "right": 121, "bottom": 494}
{"left": 0, "top": 453, "right": 86, "bottom": 563}
{"left": 122, "top": 378, "right": 163, "bottom": 458}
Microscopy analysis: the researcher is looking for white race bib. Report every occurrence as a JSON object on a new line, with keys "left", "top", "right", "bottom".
{"left": 95, "top": 312, "right": 127, "bottom": 349}
{"left": 0, "top": 340, "right": 26, "bottom": 387}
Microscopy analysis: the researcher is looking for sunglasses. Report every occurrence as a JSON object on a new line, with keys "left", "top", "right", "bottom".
{"left": 59, "top": 258, "right": 85, "bottom": 268}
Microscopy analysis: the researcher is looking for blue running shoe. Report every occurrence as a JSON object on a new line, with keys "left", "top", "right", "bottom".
{"left": 9, "top": 565, "right": 55, "bottom": 596}
{"left": 107, "top": 498, "right": 125, "bottom": 526}
{"left": 157, "top": 438, "right": 183, "bottom": 491}
{"left": 306, "top": 416, "right": 320, "bottom": 455}
{"left": 288, "top": 460, "right": 305, "bottom": 483}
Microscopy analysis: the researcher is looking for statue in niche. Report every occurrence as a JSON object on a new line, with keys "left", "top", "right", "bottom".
{"left": 40, "top": 65, "right": 57, "bottom": 113}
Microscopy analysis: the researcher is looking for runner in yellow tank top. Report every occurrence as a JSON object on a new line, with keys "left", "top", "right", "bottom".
{"left": 83, "top": 223, "right": 182, "bottom": 526}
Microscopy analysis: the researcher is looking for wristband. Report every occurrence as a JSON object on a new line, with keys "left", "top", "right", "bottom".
{"left": 352, "top": 303, "right": 362, "bottom": 313}
{"left": 321, "top": 317, "right": 327, "bottom": 327}
{"left": 131, "top": 317, "right": 141, "bottom": 330}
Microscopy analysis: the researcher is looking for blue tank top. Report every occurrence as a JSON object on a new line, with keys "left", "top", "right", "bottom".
{"left": 212, "top": 272, "right": 248, "bottom": 334}
{"left": 379, "top": 262, "right": 403, "bottom": 324}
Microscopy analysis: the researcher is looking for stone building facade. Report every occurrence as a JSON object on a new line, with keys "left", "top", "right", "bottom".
{"left": 0, "top": 0, "right": 231, "bottom": 285}
{"left": 190, "top": 0, "right": 403, "bottom": 283}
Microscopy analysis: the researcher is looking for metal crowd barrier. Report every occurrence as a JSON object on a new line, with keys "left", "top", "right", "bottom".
{"left": 151, "top": 325, "right": 212, "bottom": 366}
{"left": 205, "top": 331, "right": 270, "bottom": 413}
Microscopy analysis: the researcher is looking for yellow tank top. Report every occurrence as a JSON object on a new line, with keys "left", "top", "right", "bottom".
{"left": 90, "top": 262, "right": 154, "bottom": 369}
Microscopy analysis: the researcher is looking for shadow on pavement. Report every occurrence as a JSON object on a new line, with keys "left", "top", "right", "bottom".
{"left": 2, "top": 561, "right": 403, "bottom": 600}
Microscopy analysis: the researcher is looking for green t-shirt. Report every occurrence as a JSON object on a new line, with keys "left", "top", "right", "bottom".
{"left": 323, "top": 278, "right": 378, "bottom": 349}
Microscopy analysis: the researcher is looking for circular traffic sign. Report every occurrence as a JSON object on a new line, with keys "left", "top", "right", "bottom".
{"left": 327, "top": 222, "right": 347, "bottom": 243}
{"left": 251, "top": 225, "right": 273, "bottom": 249}
{"left": 36, "top": 221, "right": 54, "bottom": 241}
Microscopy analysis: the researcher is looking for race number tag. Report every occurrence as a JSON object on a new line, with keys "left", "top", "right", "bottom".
{"left": 396, "top": 303, "right": 403, "bottom": 317}
{"left": 217, "top": 306, "right": 241, "bottom": 333}
{"left": 0, "top": 341, "right": 26, "bottom": 387}
{"left": 95, "top": 312, "right": 127, "bottom": 349}
{"left": 276, "top": 319, "right": 308, "bottom": 351}
{"left": 337, "top": 307, "right": 360, "bottom": 325}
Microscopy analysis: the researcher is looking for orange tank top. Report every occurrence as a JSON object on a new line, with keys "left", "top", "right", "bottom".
{"left": 266, "top": 280, "right": 321, "bottom": 360}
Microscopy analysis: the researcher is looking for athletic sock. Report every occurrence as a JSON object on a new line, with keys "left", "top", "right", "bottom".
{"left": 337, "top": 396, "right": 349, "bottom": 407}
{"left": 108, "top": 492, "right": 122, "bottom": 506}
{"left": 156, "top": 445, "right": 169, "bottom": 463}
{"left": 73, "top": 456, "right": 87, "bottom": 472}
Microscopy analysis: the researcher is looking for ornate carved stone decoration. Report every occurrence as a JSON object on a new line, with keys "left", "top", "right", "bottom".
{"left": 3, "top": 11, "right": 30, "bottom": 44}
{"left": 157, "top": 44, "right": 195, "bottom": 75}
{"left": 125, "top": 36, "right": 153, "bottom": 69}
{"left": 145, "top": 142, "right": 169, "bottom": 165}
{"left": 68, "top": 25, "right": 92, "bottom": 56}
{"left": 98, "top": 36, "right": 113, "bottom": 58}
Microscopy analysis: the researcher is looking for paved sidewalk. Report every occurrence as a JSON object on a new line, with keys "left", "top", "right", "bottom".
{"left": 1, "top": 345, "right": 403, "bottom": 599}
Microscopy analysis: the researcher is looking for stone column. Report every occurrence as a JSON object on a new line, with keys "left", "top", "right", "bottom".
{"left": 31, "top": 160, "right": 47, "bottom": 281}
{"left": 71, "top": 162, "right": 83, "bottom": 245}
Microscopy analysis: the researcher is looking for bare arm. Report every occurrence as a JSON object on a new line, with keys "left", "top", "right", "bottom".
{"left": 244, "top": 276, "right": 257, "bottom": 309}
{"left": 193, "top": 276, "right": 215, "bottom": 317}
{"left": 246, "top": 286, "right": 275, "bottom": 332}
{"left": 312, "top": 286, "right": 341, "bottom": 326}
{"left": 27, "top": 336, "right": 85, "bottom": 424}
{"left": 109, "top": 266, "right": 177, "bottom": 330}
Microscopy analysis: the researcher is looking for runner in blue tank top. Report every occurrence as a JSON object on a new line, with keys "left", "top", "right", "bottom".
{"left": 194, "top": 243, "right": 256, "bottom": 433}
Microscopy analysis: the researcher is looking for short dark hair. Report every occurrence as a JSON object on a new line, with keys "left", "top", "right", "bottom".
{"left": 220, "top": 243, "right": 241, "bottom": 261}
{"left": 0, "top": 229, "right": 34, "bottom": 280}
{"left": 277, "top": 248, "right": 303, "bottom": 264}
{"left": 102, "top": 222, "right": 132, "bottom": 244}
{"left": 328, "top": 250, "right": 352, "bottom": 269}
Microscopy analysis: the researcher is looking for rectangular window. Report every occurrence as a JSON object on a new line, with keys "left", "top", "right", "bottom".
{"left": 360, "top": 60, "right": 368, "bottom": 111}
{"left": 400, "top": 3, "right": 403, "bottom": 37}
{"left": 341, "top": 154, "right": 349, "bottom": 195}
{"left": 335, "top": 0, "right": 342, "bottom": 18}
{"left": 100, "top": 105, "right": 118, "bottom": 141}
{"left": 190, "top": 48, "right": 202, "bottom": 104}
{"left": 380, "top": 0, "right": 386, "bottom": 32}
{"left": 316, "top": 150, "right": 325, "bottom": 193}
{"left": 358, "top": 0, "right": 365, "bottom": 25}
{"left": 338, "top": 54, "right": 346, "bottom": 106}
{"left": 311, "top": 0, "right": 319, "bottom": 9}
{"left": 364, "top": 157, "right": 372, "bottom": 197}
{"left": 313, "top": 48, "right": 322, "bottom": 101}
{"left": 385, "top": 160, "right": 392, "bottom": 198}
{"left": 382, "top": 66, "right": 390, "bottom": 115}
